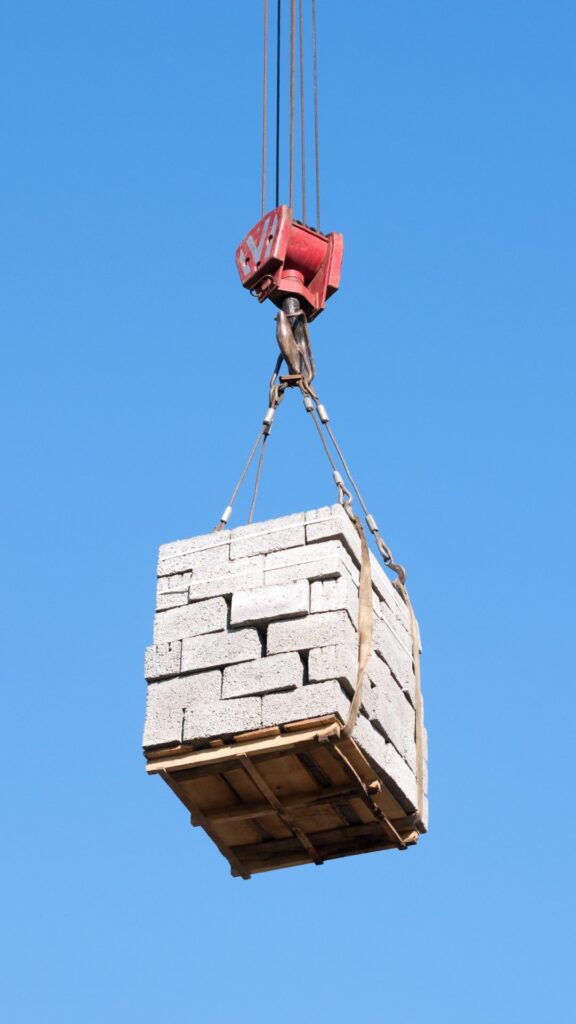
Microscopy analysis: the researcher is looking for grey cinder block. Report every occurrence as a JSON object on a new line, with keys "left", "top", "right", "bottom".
{"left": 181, "top": 628, "right": 262, "bottom": 673}
{"left": 230, "top": 580, "right": 309, "bottom": 627}
{"left": 183, "top": 696, "right": 262, "bottom": 742}
{"left": 145, "top": 642, "right": 182, "bottom": 681}
{"left": 230, "top": 512, "right": 305, "bottom": 559}
{"left": 261, "top": 679, "right": 350, "bottom": 728}
{"left": 143, "top": 671, "right": 222, "bottom": 748}
{"left": 222, "top": 652, "right": 304, "bottom": 699}
{"left": 372, "top": 617, "right": 414, "bottom": 697}
{"left": 187, "top": 555, "right": 265, "bottom": 603}
{"left": 308, "top": 642, "right": 357, "bottom": 686}
{"left": 310, "top": 575, "right": 359, "bottom": 624}
{"left": 154, "top": 597, "right": 227, "bottom": 645}
{"left": 267, "top": 609, "right": 357, "bottom": 656}
{"left": 157, "top": 533, "right": 230, "bottom": 577}
{"left": 305, "top": 504, "right": 362, "bottom": 565}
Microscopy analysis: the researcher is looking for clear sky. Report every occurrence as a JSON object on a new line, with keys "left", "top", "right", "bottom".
{"left": 1, "top": 2, "right": 575, "bottom": 1021}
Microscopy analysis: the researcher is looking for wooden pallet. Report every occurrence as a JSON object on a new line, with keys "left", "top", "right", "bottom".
{"left": 145, "top": 716, "right": 421, "bottom": 878}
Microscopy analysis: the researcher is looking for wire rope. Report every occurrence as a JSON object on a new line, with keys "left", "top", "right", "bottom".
{"left": 262, "top": 0, "right": 269, "bottom": 216}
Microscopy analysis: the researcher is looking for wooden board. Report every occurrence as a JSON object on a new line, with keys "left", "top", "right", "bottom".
{"left": 145, "top": 716, "right": 420, "bottom": 877}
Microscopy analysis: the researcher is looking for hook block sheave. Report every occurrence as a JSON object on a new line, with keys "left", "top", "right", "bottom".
{"left": 235, "top": 205, "right": 344, "bottom": 321}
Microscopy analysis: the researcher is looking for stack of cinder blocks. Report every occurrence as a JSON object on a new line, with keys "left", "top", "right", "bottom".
{"left": 143, "top": 504, "right": 428, "bottom": 828}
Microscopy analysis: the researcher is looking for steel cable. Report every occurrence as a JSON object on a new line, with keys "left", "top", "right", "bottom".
{"left": 275, "top": 0, "right": 281, "bottom": 207}
{"left": 298, "top": 0, "right": 306, "bottom": 223}
{"left": 312, "top": 0, "right": 321, "bottom": 229}
{"left": 262, "top": 0, "right": 269, "bottom": 215}
{"left": 289, "top": 0, "right": 295, "bottom": 211}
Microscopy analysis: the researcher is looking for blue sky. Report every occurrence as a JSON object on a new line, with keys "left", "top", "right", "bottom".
{"left": 1, "top": 2, "right": 575, "bottom": 1021}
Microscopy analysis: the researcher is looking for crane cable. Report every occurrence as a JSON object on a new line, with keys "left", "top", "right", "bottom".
{"left": 262, "top": 0, "right": 320, "bottom": 227}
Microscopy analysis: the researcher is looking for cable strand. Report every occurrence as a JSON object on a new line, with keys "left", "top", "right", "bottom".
{"left": 262, "top": 0, "right": 268, "bottom": 216}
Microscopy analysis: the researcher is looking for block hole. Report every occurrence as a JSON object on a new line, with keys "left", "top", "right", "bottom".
{"left": 256, "top": 626, "right": 267, "bottom": 656}
{"left": 300, "top": 651, "right": 309, "bottom": 685}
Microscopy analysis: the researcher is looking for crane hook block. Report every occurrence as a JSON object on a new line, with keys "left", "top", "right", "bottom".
{"left": 235, "top": 205, "right": 344, "bottom": 321}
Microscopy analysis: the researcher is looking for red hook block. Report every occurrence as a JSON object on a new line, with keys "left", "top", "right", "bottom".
{"left": 235, "top": 205, "right": 344, "bottom": 321}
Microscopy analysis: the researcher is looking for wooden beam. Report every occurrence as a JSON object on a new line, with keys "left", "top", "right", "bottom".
{"left": 232, "top": 822, "right": 399, "bottom": 865}
{"left": 146, "top": 721, "right": 341, "bottom": 776}
{"left": 326, "top": 743, "right": 407, "bottom": 849}
{"left": 204, "top": 784, "right": 363, "bottom": 824}
{"left": 239, "top": 755, "right": 324, "bottom": 865}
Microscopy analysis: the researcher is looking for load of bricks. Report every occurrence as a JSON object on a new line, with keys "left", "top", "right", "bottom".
{"left": 143, "top": 504, "right": 428, "bottom": 830}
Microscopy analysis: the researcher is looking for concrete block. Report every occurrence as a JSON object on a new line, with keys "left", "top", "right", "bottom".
{"left": 143, "top": 671, "right": 222, "bottom": 748}
{"left": 144, "top": 642, "right": 181, "bottom": 681}
{"left": 230, "top": 512, "right": 305, "bottom": 559}
{"left": 157, "top": 533, "right": 230, "bottom": 577}
{"left": 230, "top": 580, "right": 309, "bottom": 627}
{"left": 157, "top": 590, "right": 188, "bottom": 611}
{"left": 372, "top": 617, "right": 414, "bottom": 696}
{"left": 181, "top": 628, "right": 261, "bottom": 673}
{"left": 310, "top": 575, "right": 358, "bottom": 625}
{"left": 352, "top": 715, "right": 418, "bottom": 812}
{"left": 265, "top": 553, "right": 357, "bottom": 589}
{"left": 156, "top": 572, "right": 192, "bottom": 610}
{"left": 305, "top": 504, "right": 362, "bottom": 565}
{"left": 187, "top": 556, "right": 265, "bottom": 603}
{"left": 370, "top": 558, "right": 411, "bottom": 631}
{"left": 262, "top": 679, "right": 350, "bottom": 728}
{"left": 308, "top": 643, "right": 357, "bottom": 686}
{"left": 153, "top": 597, "right": 227, "bottom": 645}
{"left": 267, "top": 609, "right": 357, "bottom": 656}
{"left": 370, "top": 670, "right": 416, "bottom": 770}
{"left": 308, "top": 644, "right": 380, "bottom": 718}
{"left": 183, "top": 696, "right": 262, "bottom": 742}
{"left": 380, "top": 597, "right": 413, "bottom": 654}
{"left": 223, "top": 652, "right": 303, "bottom": 699}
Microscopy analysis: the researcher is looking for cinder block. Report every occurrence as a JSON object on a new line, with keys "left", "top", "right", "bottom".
{"left": 181, "top": 628, "right": 262, "bottom": 673}
{"left": 262, "top": 679, "right": 350, "bottom": 728}
{"left": 157, "top": 572, "right": 192, "bottom": 594}
{"left": 230, "top": 513, "right": 305, "bottom": 559}
{"left": 370, "top": 666, "right": 416, "bottom": 770}
{"left": 372, "top": 617, "right": 414, "bottom": 697}
{"left": 308, "top": 644, "right": 380, "bottom": 717}
{"left": 380, "top": 597, "right": 413, "bottom": 654}
{"left": 223, "top": 652, "right": 303, "bottom": 699}
{"left": 157, "top": 533, "right": 230, "bottom": 576}
{"left": 143, "top": 671, "right": 222, "bottom": 748}
{"left": 267, "top": 609, "right": 356, "bottom": 656}
{"left": 352, "top": 715, "right": 418, "bottom": 812}
{"left": 156, "top": 572, "right": 192, "bottom": 611}
{"left": 310, "top": 575, "right": 358, "bottom": 624}
{"left": 308, "top": 643, "right": 357, "bottom": 686}
{"left": 230, "top": 580, "right": 309, "bottom": 627}
{"left": 144, "top": 642, "right": 181, "bottom": 681}
{"left": 305, "top": 505, "right": 362, "bottom": 565}
{"left": 183, "top": 696, "right": 262, "bottom": 742}
{"left": 154, "top": 597, "right": 227, "bottom": 645}
{"left": 187, "top": 555, "right": 265, "bottom": 602}
{"left": 157, "top": 590, "right": 188, "bottom": 611}
{"left": 370, "top": 558, "right": 411, "bottom": 631}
